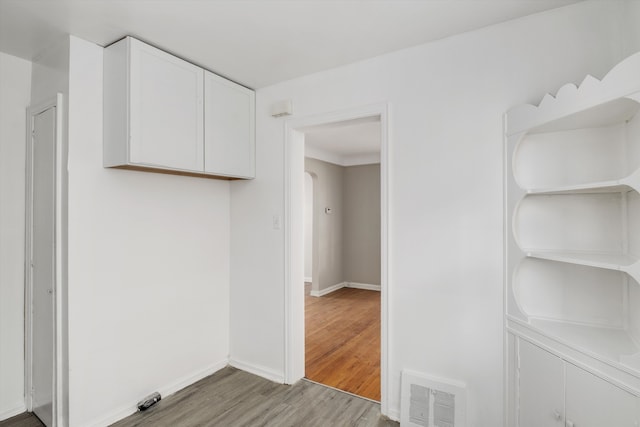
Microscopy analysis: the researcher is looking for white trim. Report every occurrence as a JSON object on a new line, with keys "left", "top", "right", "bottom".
{"left": 342, "top": 153, "right": 381, "bottom": 167}
{"left": 387, "top": 408, "right": 401, "bottom": 423}
{"left": 25, "top": 94, "right": 65, "bottom": 427}
{"left": 346, "top": 282, "right": 381, "bottom": 292}
{"left": 85, "top": 360, "right": 228, "bottom": 427}
{"left": 284, "top": 102, "right": 390, "bottom": 416}
{"left": 284, "top": 127, "right": 306, "bottom": 385}
{"left": 304, "top": 276, "right": 312, "bottom": 283}
{"left": 305, "top": 145, "right": 380, "bottom": 167}
{"left": 310, "top": 282, "right": 347, "bottom": 297}
{"left": 0, "top": 403, "right": 27, "bottom": 422}
{"left": 309, "top": 282, "right": 382, "bottom": 297}
{"left": 302, "top": 378, "right": 380, "bottom": 404}
{"left": 229, "top": 358, "right": 285, "bottom": 384}
{"left": 379, "top": 103, "right": 390, "bottom": 417}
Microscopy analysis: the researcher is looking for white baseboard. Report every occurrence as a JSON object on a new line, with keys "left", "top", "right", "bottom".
{"left": 310, "top": 282, "right": 347, "bottom": 297}
{"left": 304, "top": 276, "right": 312, "bottom": 283}
{"left": 229, "top": 358, "right": 285, "bottom": 384}
{"left": 87, "top": 359, "right": 228, "bottom": 427}
{"left": 387, "top": 407, "right": 401, "bottom": 422}
{"left": 157, "top": 359, "right": 228, "bottom": 400}
{"left": 0, "top": 403, "right": 27, "bottom": 422}
{"left": 309, "top": 282, "right": 381, "bottom": 297}
{"left": 346, "top": 282, "right": 381, "bottom": 291}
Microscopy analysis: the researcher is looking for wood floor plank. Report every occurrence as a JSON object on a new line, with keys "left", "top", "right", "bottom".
{"left": 0, "top": 413, "right": 44, "bottom": 427}
{"left": 305, "top": 284, "right": 381, "bottom": 401}
{"left": 109, "top": 366, "right": 397, "bottom": 427}
{"left": 0, "top": 367, "right": 396, "bottom": 427}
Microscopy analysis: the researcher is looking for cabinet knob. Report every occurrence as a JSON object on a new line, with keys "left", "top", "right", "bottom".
{"left": 554, "top": 410, "right": 562, "bottom": 421}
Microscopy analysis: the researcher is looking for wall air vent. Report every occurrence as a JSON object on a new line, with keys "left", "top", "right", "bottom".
{"left": 401, "top": 369, "right": 466, "bottom": 427}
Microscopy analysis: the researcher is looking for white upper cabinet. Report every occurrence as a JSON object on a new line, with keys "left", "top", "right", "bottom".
{"left": 204, "top": 70, "right": 255, "bottom": 179}
{"left": 129, "top": 40, "right": 204, "bottom": 171}
{"left": 104, "top": 37, "right": 204, "bottom": 172}
{"left": 104, "top": 37, "right": 255, "bottom": 179}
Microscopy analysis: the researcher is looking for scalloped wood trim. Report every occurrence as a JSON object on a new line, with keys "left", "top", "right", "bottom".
{"left": 507, "top": 52, "right": 640, "bottom": 135}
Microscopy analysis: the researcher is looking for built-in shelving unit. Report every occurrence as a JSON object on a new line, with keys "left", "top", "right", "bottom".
{"left": 506, "top": 53, "right": 640, "bottom": 425}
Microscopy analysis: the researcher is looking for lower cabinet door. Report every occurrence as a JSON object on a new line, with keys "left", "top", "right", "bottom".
{"left": 518, "top": 339, "right": 565, "bottom": 427}
{"left": 565, "top": 363, "right": 638, "bottom": 427}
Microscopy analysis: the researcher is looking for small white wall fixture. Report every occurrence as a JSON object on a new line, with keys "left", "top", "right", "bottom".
{"left": 25, "top": 93, "right": 65, "bottom": 427}
{"left": 283, "top": 102, "right": 390, "bottom": 414}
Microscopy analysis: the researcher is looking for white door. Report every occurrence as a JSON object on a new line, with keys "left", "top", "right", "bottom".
{"left": 204, "top": 70, "right": 255, "bottom": 178}
{"left": 565, "top": 363, "right": 638, "bottom": 427}
{"left": 518, "top": 339, "right": 564, "bottom": 427}
{"left": 31, "top": 106, "right": 56, "bottom": 427}
{"left": 129, "top": 38, "right": 204, "bottom": 171}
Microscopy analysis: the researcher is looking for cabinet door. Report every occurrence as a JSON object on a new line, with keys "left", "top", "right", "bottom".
{"left": 204, "top": 70, "right": 255, "bottom": 178}
{"left": 518, "top": 339, "right": 565, "bottom": 427}
{"left": 129, "top": 38, "right": 204, "bottom": 171}
{"left": 565, "top": 363, "right": 638, "bottom": 427}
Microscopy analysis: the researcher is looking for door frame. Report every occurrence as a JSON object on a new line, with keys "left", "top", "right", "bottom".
{"left": 25, "top": 94, "right": 64, "bottom": 426}
{"left": 283, "top": 102, "right": 390, "bottom": 414}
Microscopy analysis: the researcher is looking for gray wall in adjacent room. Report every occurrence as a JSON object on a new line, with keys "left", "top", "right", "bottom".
{"left": 344, "top": 164, "right": 380, "bottom": 286}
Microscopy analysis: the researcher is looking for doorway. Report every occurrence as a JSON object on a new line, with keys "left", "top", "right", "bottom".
{"left": 25, "top": 95, "right": 63, "bottom": 427}
{"left": 284, "top": 103, "right": 389, "bottom": 413}
{"left": 302, "top": 118, "right": 382, "bottom": 399}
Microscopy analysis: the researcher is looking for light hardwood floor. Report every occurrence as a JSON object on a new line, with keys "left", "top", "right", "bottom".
{"left": 0, "top": 367, "right": 396, "bottom": 427}
{"left": 305, "top": 284, "right": 381, "bottom": 401}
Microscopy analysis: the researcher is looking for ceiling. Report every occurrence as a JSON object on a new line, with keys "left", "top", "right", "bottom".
{"left": 0, "top": 0, "right": 581, "bottom": 89}
{"left": 304, "top": 117, "right": 381, "bottom": 166}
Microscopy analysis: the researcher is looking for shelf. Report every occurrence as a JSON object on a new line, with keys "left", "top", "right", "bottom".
{"left": 525, "top": 170, "right": 640, "bottom": 195}
{"left": 505, "top": 51, "right": 640, "bottom": 136}
{"left": 506, "top": 53, "right": 640, "bottom": 399}
{"left": 527, "top": 98, "right": 640, "bottom": 134}
{"left": 526, "top": 181, "right": 632, "bottom": 195}
{"left": 529, "top": 318, "right": 639, "bottom": 366}
{"left": 526, "top": 251, "right": 637, "bottom": 270}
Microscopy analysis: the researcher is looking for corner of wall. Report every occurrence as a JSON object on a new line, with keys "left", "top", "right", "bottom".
{"left": 0, "top": 51, "right": 32, "bottom": 421}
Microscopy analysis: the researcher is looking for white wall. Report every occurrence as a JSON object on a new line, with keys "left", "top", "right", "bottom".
{"left": 65, "top": 37, "right": 231, "bottom": 427}
{"left": 2, "top": 35, "right": 233, "bottom": 426}
{"left": 622, "top": 1, "right": 640, "bottom": 57}
{"left": 229, "top": 1, "right": 629, "bottom": 424}
{"left": 304, "top": 172, "right": 313, "bottom": 282}
{"left": 30, "top": 35, "right": 71, "bottom": 425}
{"left": 305, "top": 157, "right": 345, "bottom": 292}
{"left": 0, "top": 52, "right": 31, "bottom": 421}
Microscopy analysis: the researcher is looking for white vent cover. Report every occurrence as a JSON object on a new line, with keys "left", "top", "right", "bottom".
{"left": 401, "top": 369, "right": 466, "bottom": 427}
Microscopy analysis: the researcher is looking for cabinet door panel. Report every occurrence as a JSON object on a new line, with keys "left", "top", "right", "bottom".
{"left": 518, "top": 340, "right": 564, "bottom": 427}
{"left": 130, "top": 39, "right": 204, "bottom": 171}
{"left": 565, "top": 363, "right": 638, "bottom": 427}
{"left": 204, "top": 70, "right": 255, "bottom": 178}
